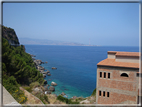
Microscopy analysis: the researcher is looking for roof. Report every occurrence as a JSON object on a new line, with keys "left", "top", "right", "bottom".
{"left": 97, "top": 58, "right": 139, "bottom": 69}
{"left": 107, "top": 51, "right": 117, "bottom": 54}
{"left": 108, "top": 51, "right": 140, "bottom": 57}
{"left": 115, "top": 52, "right": 140, "bottom": 57}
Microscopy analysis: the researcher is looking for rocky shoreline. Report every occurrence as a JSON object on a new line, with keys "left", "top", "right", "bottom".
{"left": 28, "top": 53, "right": 96, "bottom": 104}
{"left": 29, "top": 53, "right": 67, "bottom": 97}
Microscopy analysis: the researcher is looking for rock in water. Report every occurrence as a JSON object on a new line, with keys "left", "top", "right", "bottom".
{"left": 51, "top": 82, "right": 57, "bottom": 86}
{"left": 52, "top": 67, "right": 57, "bottom": 69}
{"left": 43, "top": 74, "right": 46, "bottom": 78}
{"left": 49, "top": 86, "right": 55, "bottom": 92}
{"left": 61, "top": 92, "right": 66, "bottom": 96}
{"left": 47, "top": 73, "right": 51, "bottom": 76}
{"left": 46, "top": 71, "right": 50, "bottom": 73}
{"left": 45, "top": 91, "right": 51, "bottom": 94}
{"left": 44, "top": 80, "right": 47, "bottom": 84}
{"left": 42, "top": 70, "right": 50, "bottom": 74}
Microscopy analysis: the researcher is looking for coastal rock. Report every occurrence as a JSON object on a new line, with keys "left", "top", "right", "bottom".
{"left": 34, "top": 60, "right": 43, "bottom": 66}
{"left": 45, "top": 91, "right": 51, "bottom": 94}
{"left": 42, "top": 70, "right": 50, "bottom": 74}
{"left": 44, "top": 80, "right": 47, "bottom": 84}
{"left": 80, "top": 100, "right": 90, "bottom": 104}
{"left": 31, "top": 54, "right": 36, "bottom": 57}
{"left": 52, "top": 67, "right": 57, "bottom": 69}
{"left": 37, "top": 66, "right": 45, "bottom": 70}
{"left": 2, "top": 26, "right": 20, "bottom": 45}
{"left": 43, "top": 74, "right": 46, "bottom": 78}
{"left": 42, "top": 72, "right": 47, "bottom": 74}
{"left": 32, "top": 58, "right": 36, "bottom": 60}
{"left": 47, "top": 73, "right": 51, "bottom": 76}
{"left": 33, "top": 87, "right": 43, "bottom": 93}
{"left": 51, "top": 82, "right": 57, "bottom": 86}
{"left": 63, "top": 95, "right": 68, "bottom": 98}
{"left": 46, "top": 70, "right": 50, "bottom": 73}
{"left": 45, "top": 85, "right": 49, "bottom": 91}
{"left": 49, "top": 86, "right": 55, "bottom": 92}
{"left": 41, "top": 70, "right": 45, "bottom": 73}
{"left": 47, "top": 91, "right": 51, "bottom": 94}
{"left": 61, "top": 92, "right": 66, "bottom": 96}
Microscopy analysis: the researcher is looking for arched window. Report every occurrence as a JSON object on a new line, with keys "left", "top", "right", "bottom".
{"left": 121, "top": 73, "right": 129, "bottom": 77}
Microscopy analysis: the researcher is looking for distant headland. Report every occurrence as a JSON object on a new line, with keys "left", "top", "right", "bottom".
{"left": 19, "top": 37, "right": 100, "bottom": 46}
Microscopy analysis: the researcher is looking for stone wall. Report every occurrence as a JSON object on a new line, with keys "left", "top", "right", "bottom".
{"left": 0, "top": 84, "right": 21, "bottom": 106}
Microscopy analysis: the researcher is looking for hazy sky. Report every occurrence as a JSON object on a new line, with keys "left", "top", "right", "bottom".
{"left": 3, "top": 2, "right": 139, "bottom": 46}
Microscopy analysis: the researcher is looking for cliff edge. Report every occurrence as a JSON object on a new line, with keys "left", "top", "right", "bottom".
{"left": 2, "top": 25, "right": 20, "bottom": 45}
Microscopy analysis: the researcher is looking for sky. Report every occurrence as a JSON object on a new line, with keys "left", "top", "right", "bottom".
{"left": 3, "top": 2, "right": 139, "bottom": 46}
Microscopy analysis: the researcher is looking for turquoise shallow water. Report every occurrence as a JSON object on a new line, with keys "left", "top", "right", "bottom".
{"left": 25, "top": 45, "right": 139, "bottom": 98}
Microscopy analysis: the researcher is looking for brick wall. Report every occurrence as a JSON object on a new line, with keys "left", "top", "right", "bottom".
{"left": 97, "top": 91, "right": 136, "bottom": 104}
{"left": 96, "top": 66, "right": 139, "bottom": 104}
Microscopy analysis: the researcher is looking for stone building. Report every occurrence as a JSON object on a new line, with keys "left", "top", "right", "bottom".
{"left": 96, "top": 51, "right": 141, "bottom": 104}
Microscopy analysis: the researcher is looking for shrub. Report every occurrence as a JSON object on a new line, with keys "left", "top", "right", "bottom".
{"left": 57, "top": 95, "right": 79, "bottom": 104}
{"left": 29, "top": 82, "right": 40, "bottom": 89}
{"left": 43, "top": 95, "right": 49, "bottom": 102}
{"left": 91, "top": 88, "right": 96, "bottom": 96}
{"left": 22, "top": 86, "right": 32, "bottom": 93}
{"left": 3, "top": 76, "right": 27, "bottom": 104}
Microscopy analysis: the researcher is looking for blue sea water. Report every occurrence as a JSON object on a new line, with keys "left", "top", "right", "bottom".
{"left": 25, "top": 45, "right": 139, "bottom": 98}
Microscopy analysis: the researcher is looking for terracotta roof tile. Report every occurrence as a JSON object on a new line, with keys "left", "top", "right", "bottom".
{"left": 107, "top": 51, "right": 117, "bottom": 54}
{"left": 97, "top": 58, "right": 139, "bottom": 69}
{"left": 115, "top": 52, "right": 140, "bottom": 57}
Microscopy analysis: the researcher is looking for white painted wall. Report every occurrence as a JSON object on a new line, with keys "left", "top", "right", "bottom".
{"left": 108, "top": 53, "right": 115, "bottom": 59}
{"left": 116, "top": 56, "right": 139, "bottom": 63}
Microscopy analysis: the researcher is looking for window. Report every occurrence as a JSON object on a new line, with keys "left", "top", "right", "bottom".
{"left": 107, "top": 92, "right": 109, "bottom": 97}
{"left": 99, "top": 91, "right": 101, "bottom": 96}
{"left": 108, "top": 73, "right": 110, "bottom": 78}
{"left": 121, "top": 73, "right": 128, "bottom": 77}
{"left": 100, "top": 72, "right": 102, "bottom": 77}
{"left": 104, "top": 72, "right": 106, "bottom": 78}
{"left": 103, "top": 91, "right": 105, "bottom": 96}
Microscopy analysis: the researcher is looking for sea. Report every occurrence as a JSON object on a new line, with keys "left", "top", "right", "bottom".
{"left": 25, "top": 45, "right": 139, "bottom": 98}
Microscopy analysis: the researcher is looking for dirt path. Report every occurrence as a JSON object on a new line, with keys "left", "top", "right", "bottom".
{"left": 20, "top": 87, "right": 45, "bottom": 105}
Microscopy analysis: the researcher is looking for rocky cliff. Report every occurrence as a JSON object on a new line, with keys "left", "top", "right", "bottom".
{"left": 2, "top": 25, "right": 20, "bottom": 45}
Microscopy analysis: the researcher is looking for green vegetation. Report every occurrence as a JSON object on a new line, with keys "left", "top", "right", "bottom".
{"left": 35, "top": 93, "right": 49, "bottom": 104}
{"left": 2, "top": 37, "right": 44, "bottom": 103}
{"left": 2, "top": 38, "right": 44, "bottom": 85}
{"left": 22, "top": 82, "right": 40, "bottom": 93}
{"left": 91, "top": 88, "right": 96, "bottom": 96}
{"left": 57, "top": 95, "right": 79, "bottom": 104}
{"left": 2, "top": 74, "right": 27, "bottom": 103}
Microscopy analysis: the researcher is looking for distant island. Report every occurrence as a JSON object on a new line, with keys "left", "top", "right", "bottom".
{"left": 19, "top": 37, "right": 100, "bottom": 46}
